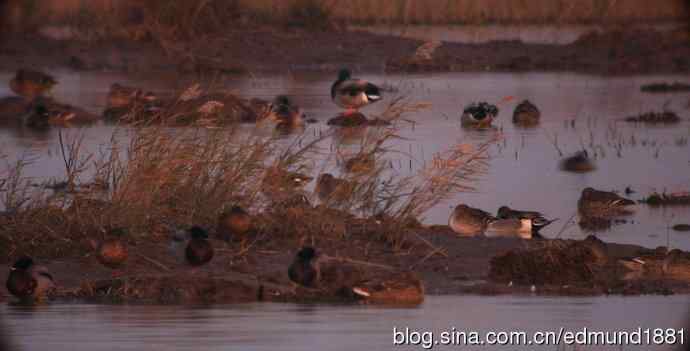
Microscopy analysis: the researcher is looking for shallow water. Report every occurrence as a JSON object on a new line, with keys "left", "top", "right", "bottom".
{"left": 1, "top": 70, "right": 689, "bottom": 250}
{"left": 2, "top": 296, "right": 688, "bottom": 350}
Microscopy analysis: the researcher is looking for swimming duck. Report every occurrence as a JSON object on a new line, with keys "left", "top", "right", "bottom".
{"left": 331, "top": 69, "right": 382, "bottom": 116}
{"left": 461, "top": 102, "right": 498, "bottom": 127}
{"left": 315, "top": 173, "right": 354, "bottom": 203}
{"left": 497, "top": 206, "right": 557, "bottom": 233}
{"left": 6, "top": 256, "right": 56, "bottom": 302}
{"left": 448, "top": 204, "right": 494, "bottom": 236}
{"left": 94, "top": 228, "right": 129, "bottom": 272}
{"left": 560, "top": 150, "right": 595, "bottom": 173}
{"left": 185, "top": 226, "right": 214, "bottom": 266}
{"left": 216, "top": 206, "right": 253, "bottom": 243}
{"left": 272, "top": 95, "right": 305, "bottom": 128}
{"left": 578, "top": 187, "right": 636, "bottom": 217}
{"left": 512, "top": 100, "right": 540, "bottom": 125}
{"left": 9, "top": 69, "right": 57, "bottom": 100}
{"left": 288, "top": 246, "right": 321, "bottom": 288}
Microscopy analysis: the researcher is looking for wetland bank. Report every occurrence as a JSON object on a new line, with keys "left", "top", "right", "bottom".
{"left": 1, "top": 1, "right": 690, "bottom": 349}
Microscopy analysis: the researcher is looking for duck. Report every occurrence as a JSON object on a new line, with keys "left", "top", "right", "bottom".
{"left": 106, "top": 83, "right": 157, "bottom": 109}
{"left": 263, "top": 166, "right": 314, "bottom": 192}
{"left": 512, "top": 100, "right": 540, "bottom": 125}
{"left": 288, "top": 246, "right": 321, "bottom": 288}
{"left": 314, "top": 173, "right": 354, "bottom": 203}
{"left": 216, "top": 206, "right": 253, "bottom": 243}
{"left": 560, "top": 150, "right": 595, "bottom": 173}
{"left": 185, "top": 226, "right": 214, "bottom": 266}
{"left": 582, "top": 235, "right": 608, "bottom": 266}
{"left": 6, "top": 256, "right": 56, "bottom": 302}
{"left": 497, "top": 206, "right": 557, "bottom": 233}
{"left": 331, "top": 68, "right": 382, "bottom": 116}
{"left": 461, "top": 102, "right": 498, "bottom": 127}
{"left": 578, "top": 187, "right": 636, "bottom": 218}
{"left": 344, "top": 154, "right": 376, "bottom": 174}
{"left": 484, "top": 218, "right": 534, "bottom": 239}
{"left": 9, "top": 69, "right": 57, "bottom": 100}
{"left": 23, "top": 97, "right": 98, "bottom": 128}
{"left": 448, "top": 204, "right": 494, "bottom": 236}
{"left": 272, "top": 95, "right": 305, "bottom": 128}
{"left": 94, "top": 228, "right": 129, "bottom": 273}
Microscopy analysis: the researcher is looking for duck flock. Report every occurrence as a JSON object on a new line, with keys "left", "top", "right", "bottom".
{"left": 1, "top": 66, "right": 648, "bottom": 303}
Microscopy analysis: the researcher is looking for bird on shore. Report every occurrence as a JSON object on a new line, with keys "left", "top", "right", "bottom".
{"left": 449, "top": 204, "right": 495, "bottom": 236}
{"left": 93, "top": 227, "right": 129, "bottom": 276}
{"left": 185, "top": 226, "right": 214, "bottom": 266}
{"left": 578, "top": 187, "right": 636, "bottom": 217}
{"left": 461, "top": 102, "right": 499, "bottom": 127}
{"left": 331, "top": 68, "right": 382, "bottom": 116}
{"left": 9, "top": 69, "right": 57, "bottom": 100}
{"left": 217, "top": 206, "right": 253, "bottom": 243}
{"left": 512, "top": 100, "right": 540, "bottom": 126}
{"left": 560, "top": 150, "right": 595, "bottom": 173}
{"left": 271, "top": 95, "right": 305, "bottom": 128}
{"left": 288, "top": 246, "right": 321, "bottom": 288}
{"left": 497, "top": 206, "right": 557, "bottom": 233}
{"left": 6, "top": 256, "right": 56, "bottom": 302}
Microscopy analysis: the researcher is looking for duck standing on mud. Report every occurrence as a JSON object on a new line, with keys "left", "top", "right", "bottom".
{"left": 578, "top": 187, "right": 636, "bottom": 217}
{"left": 331, "top": 69, "right": 382, "bottom": 116}
{"left": 217, "top": 206, "right": 253, "bottom": 244}
{"left": 288, "top": 247, "right": 321, "bottom": 288}
{"left": 6, "top": 256, "right": 56, "bottom": 302}
{"left": 9, "top": 69, "right": 57, "bottom": 100}
{"left": 497, "top": 206, "right": 557, "bottom": 234}
{"left": 185, "top": 226, "right": 214, "bottom": 266}
{"left": 461, "top": 102, "right": 499, "bottom": 128}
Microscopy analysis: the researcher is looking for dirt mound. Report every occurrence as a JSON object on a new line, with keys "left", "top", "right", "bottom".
{"left": 489, "top": 239, "right": 607, "bottom": 286}
{"left": 641, "top": 82, "right": 690, "bottom": 93}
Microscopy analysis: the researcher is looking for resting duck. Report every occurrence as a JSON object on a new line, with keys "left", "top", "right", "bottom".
{"left": 512, "top": 100, "right": 540, "bottom": 125}
{"left": 23, "top": 98, "right": 98, "bottom": 129}
{"left": 331, "top": 69, "right": 382, "bottom": 116}
{"left": 106, "top": 83, "right": 157, "bottom": 109}
{"left": 461, "top": 102, "right": 498, "bottom": 127}
{"left": 9, "top": 69, "right": 57, "bottom": 100}
{"left": 6, "top": 256, "right": 55, "bottom": 302}
{"left": 272, "top": 95, "right": 305, "bottom": 128}
{"left": 315, "top": 173, "right": 354, "bottom": 203}
{"left": 94, "top": 228, "right": 129, "bottom": 273}
{"left": 578, "top": 187, "right": 636, "bottom": 217}
{"left": 216, "top": 206, "right": 253, "bottom": 243}
{"left": 449, "top": 204, "right": 494, "bottom": 236}
{"left": 497, "top": 206, "right": 557, "bottom": 233}
{"left": 484, "top": 218, "right": 534, "bottom": 239}
{"left": 288, "top": 246, "right": 321, "bottom": 288}
{"left": 185, "top": 226, "right": 214, "bottom": 266}
{"left": 560, "top": 150, "right": 595, "bottom": 173}
{"left": 344, "top": 154, "right": 376, "bottom": 174}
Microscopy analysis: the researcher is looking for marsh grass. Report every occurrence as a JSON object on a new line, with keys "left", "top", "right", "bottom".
{"left": 0, "top": 89, "right": 494, "bottom": 259}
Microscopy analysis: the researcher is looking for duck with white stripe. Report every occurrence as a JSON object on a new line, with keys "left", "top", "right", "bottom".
{"left": 331, "top": 69, "right": 382, "bottom": 116}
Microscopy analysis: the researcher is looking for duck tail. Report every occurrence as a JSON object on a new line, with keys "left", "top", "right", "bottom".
{"left": 351, "top": 286, "right": 370, "bottom": 297}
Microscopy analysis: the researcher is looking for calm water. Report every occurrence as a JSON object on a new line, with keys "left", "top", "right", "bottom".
{"left": 1, "top": 70, "right": 689, "bottom": 250}
{"left": 2, "top": 296, "right": 688, "bottom": 350}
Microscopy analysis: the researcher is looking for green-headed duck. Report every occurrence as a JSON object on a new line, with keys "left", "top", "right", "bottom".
{"left": 331, "top": 69, "right": 382, "bottom": 116}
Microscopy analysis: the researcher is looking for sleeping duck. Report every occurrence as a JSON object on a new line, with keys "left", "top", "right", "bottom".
{"left": 560, "top": 150, "right": 596, "bottom": 173}
{"left": 497, "top": 206, "right": 557, "bottom": 234}
{"left": 9, "top": 69, "right": 57, "bottom": 100}
{"left": 461, "top": 102, "right": 499, "bottom": 128}
{"left": 331, "top": 69, "right": 382, "bottom": 116}
{"left": 6, "top": 256, "right": 56, "bottom": 302}
{"left": 578, "top": 187, "right": 636, "bottom": 218}
{"left": 512, "top": 100, "right": 540, "bottom": 126}
{"left": 185, "top": 226, "right": 214, "bottom": 266}
{"left": 449, "top": 204, "right": 535, "bottom": 238}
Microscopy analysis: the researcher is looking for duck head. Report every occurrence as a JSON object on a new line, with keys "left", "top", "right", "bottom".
{"left": 297, "top": 246, "right": 318, "bottom": 261}
{"left": 497, "top": 206, "right": 511, "bottom": 218}
{"left": 189, "top": 226, "right": 209, "bottom": 239}
{"left": 11, "top": 256, "right": 34, "bottom": 271}
{"left": 337, "top": 68, "right": 351, "bottom": 82}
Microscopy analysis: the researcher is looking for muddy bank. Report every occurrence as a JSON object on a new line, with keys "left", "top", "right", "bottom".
{"left": 3, "top": 225, "right": 690, "bottom": 305}
{"left": 1, "top": 25, "right": 689, "bottom": 76}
